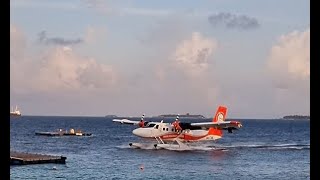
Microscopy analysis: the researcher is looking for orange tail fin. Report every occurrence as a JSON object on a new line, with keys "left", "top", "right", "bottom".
{"left": 208, "top": 106, "right": 227, "bottom": 136}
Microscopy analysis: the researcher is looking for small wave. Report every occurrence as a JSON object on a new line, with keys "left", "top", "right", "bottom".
{"left": 265, "top": 146, "right": 308, "bottom": 150}
{"left": 116, "top": 145, "right": 131, "bottom": 149}
{"left": 117, "top": 142, "right": 309, "bottom": 152}
{"left": 131, "top": 143, "right": 156, "bottom": 150}
{"left": 158, "top": 146, "right": 212, "bottom": 152}
{"left": 118, "top": 142, "right": 228, "bottom": 152}
{"left": 23, "top": 142, "right": 33, "bottom": 145}
{"left": 215, "top": 143, "right": 310, "bottom": 150}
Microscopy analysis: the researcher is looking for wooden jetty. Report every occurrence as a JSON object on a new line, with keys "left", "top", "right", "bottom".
{"left": 10, "top": 151, "right": 66, "bottom": 165}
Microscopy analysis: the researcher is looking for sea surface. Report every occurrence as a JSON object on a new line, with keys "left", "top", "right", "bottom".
{"left": 10, "top": 116, "right": 310, "bottom": 180}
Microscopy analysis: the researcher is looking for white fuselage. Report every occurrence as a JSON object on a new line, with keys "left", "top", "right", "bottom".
{"left": 132, "top": 122, "right": 222, "bottom": 142}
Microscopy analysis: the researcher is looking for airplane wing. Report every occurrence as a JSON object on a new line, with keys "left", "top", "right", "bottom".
{"left": 190, "top": 120, "right": 242, "bottom": 130}
{"left": 112, "top": 119, "right": 140, "bottom": 125}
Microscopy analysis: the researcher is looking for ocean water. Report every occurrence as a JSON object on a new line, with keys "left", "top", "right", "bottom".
{"left": 10, "top": 116, "right": 310, "bottom": 180}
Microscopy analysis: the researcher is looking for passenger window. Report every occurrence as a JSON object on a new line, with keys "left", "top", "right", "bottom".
{"left": 155, "top": 125, "right": 159, "bottom": 129}
{"left": 166, "top": 128, "right": 168, "bottom": 131}
{"left": 163, "top": 128, "right": 165, "bottom": 131}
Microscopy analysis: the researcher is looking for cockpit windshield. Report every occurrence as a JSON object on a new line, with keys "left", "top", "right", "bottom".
{"left": 146, "top": 123, "right": 156, "bottom": 127}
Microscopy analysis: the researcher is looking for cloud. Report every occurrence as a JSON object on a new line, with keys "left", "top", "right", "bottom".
{"left": 11, "top": 24, "right": 34, "bottom": 93}
{"left": 11, "top": 0, "right": 79, "bottom": 10}
{"left": 267, "top": 28, "right": 310, "bottom": 89}
{"left": 171, "top": 32, "right": 218, "bottom": 77}
{"left": 38, "top": 31, "right": 84, "bottom": 46}
{"left": 83, "top": 1, "right": 212, "bottom": 17}
{"left": 10, "top": 24, "right": 26, "bottom": 59}
{"left": 120, "top": 7, "right": 173, "bottom": 16}
{"left": 84, "top": 26, "right": 106, "bottom": 44}
{"left": 84, "top": 0, "right": 114, "bottom": 14}
{"left": 36, "top": 47, "right": 117, "bottom": 91}
{"left": 11, "top": 24, "right": 118, "bottom": 94}
{"left": 37, "top": 26, "right": 107, "bottom": 46}
{"left": 208, "top": 12, "right": 260, "bottom": 30}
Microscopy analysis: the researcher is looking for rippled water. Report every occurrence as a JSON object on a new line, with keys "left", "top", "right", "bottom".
{"left": 10, "top": 116, "right": 310, "bottom": 179}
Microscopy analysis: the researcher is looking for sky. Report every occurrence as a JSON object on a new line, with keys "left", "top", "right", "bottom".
{"left": 10, "top": 0, "right": 310, "bottom": 118}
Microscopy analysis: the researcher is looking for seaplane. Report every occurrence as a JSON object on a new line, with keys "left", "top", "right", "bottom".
{"left": 112, "top": 105, "right": 243, "bottom": 151}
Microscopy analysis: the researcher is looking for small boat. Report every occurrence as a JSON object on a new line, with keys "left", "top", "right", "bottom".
{"left": 35, "top": 128, "right": 92, "bottom": 136}
{"left": 10, "top": 105, "right": 21, "bottom": 117}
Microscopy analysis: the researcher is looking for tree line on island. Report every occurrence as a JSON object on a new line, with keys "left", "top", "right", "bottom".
{"left": 282, "top": 115, "right": 310, "bottom": 120}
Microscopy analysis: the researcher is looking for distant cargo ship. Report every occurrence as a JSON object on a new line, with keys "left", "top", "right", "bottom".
{"left": 10, "top": 106, "right": 21, "bottom": 117}
{"left": 158, "top": 113, "right": 205, "bottom": 119}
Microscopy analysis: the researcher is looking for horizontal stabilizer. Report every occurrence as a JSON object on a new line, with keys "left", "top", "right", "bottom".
{"left": 112, "top": 119, "right": 140, "bottom": 125}
{"left": 190, "top": 121, "right": 242, "bottom": 130}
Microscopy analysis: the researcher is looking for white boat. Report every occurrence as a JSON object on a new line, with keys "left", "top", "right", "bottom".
{"left": 10, "top": 105, "right": 21, "bottom": 116}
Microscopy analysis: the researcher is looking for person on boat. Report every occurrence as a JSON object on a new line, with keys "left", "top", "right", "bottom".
{"left": 172, "top": 118, "right": 182, "bottom": 131}
{"left": 138, "top": 114, "right": 145, "bottom": 128}
{"left": 138, "top": 120, "right": 145, "bottom": 128}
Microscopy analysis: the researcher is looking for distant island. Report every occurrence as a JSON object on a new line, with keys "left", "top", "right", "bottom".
{"left": 105, "top": 115, "right": 118, "bottom": 118}
{"left": 158, "top": 113, "right": 205, "bottom": 119}
{"left": 105, "top": 113, "right": 207, "bottom": 119}
{"left": 282, "top": 115, "right": 310, "bottom": 120}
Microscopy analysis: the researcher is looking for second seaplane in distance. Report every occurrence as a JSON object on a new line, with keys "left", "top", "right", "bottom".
{"left": 112, "top": 105, "right": 243, "bottom": 150}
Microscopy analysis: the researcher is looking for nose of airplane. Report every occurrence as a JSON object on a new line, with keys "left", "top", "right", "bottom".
{"left": 132, "top": 129, "right": 142, "bottom": 137}
{"left": 132, "top": 128, "right": 151, "bottom": 137}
